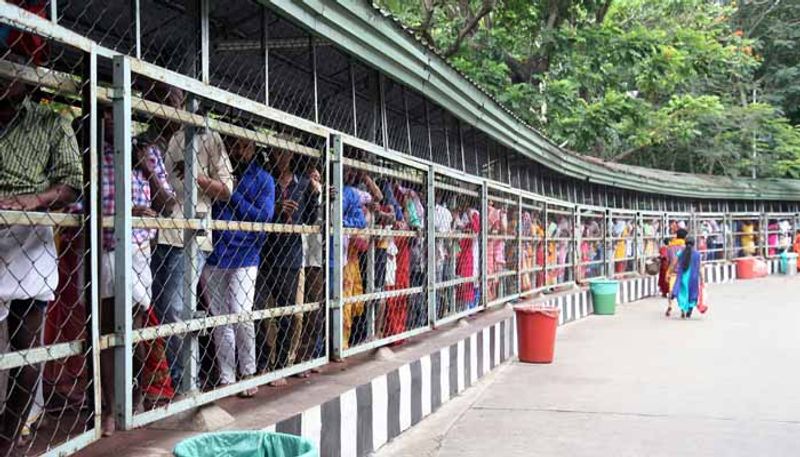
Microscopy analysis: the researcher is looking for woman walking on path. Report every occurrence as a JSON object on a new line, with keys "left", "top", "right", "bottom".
{"left": 671, "top": 239, "right": 702, "bottom": 319}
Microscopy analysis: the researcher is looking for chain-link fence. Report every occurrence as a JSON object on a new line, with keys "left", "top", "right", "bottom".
{"left": 544, "top": 202, "right": 576, "bottom": 289}
{"left": 693, "top": 214, "right": 726, "bottom": 262}
{"left": 764, "top": 214, "right": 795, "bottom": 258}
{"left": 113, "top": 58, "right": 329, "bottom": 430}
{"left": 0, "top": 6, "right": 101, "bottom": 455}
{"left": 432, "top": 170, "right": 483, "bottom": 326}
{"left": 577, "top": 207, "right": 607, "bottom": 282}
{"left": 608, "top": 210, "right": 637, "bottom": 276}
{"left": 486, "top": 185, "right": 519, "bottom": 307}
{"left": 331, "top": 139, "right": 430, "bottom": 357}
{"left": 729, "top": 213, "right": 762, "bottom": 259}
{"left": 520, "top": 196, "right": 546, "bottom": 294}
{"left": 639, "top": 212, "right": 663, "bottom": 273}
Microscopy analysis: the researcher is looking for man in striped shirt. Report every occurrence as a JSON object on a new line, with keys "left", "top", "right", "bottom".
{"left": 0, "top": 77, "right": 82, "bottom": 449}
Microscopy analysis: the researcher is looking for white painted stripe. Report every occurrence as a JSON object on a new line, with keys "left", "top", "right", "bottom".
{"left": 420, "top": 354, "right": 432, "bottom": 417}
{"left": 371, "top": 374, "right": 388, "bottom": 450}
{"left": 301, "top": 405, "right": 322, "bottom": 453}
{"left": 440, "top": 347, "right": 451, "bottom": 403}
{"left": 398, "top": 364, "right": 412, "bottom": 431}
{"left": 565, "top": 294, "right": 573, "bottom": 321}
{"left": 482, "top": 327, "right": 490, "bottom": 376}
{"left": 340, "top": 389, "right": 358, "bottom": 457}
{"left": 457, "top": 339, "right": 465, "bottom": 393}
{"left": 470, "top": 333, "right": 478, "bottom": 384}
{"left": 493, "top": 323, "right": 501, "bottom": 367}
{"left": 505, "top": 318, "right": 512, "bottom": 360}
{"left": 582, "top": 291, "right": 588, "bottom": 317}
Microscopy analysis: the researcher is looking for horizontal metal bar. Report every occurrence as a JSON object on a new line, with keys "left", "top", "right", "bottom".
{"left": 342, "top": 157, "right": 425, "bottom": 184}
{"left": 434, "top": 180, "right": 481, "bottom": 198}
{"left": 341, "top": 286, "right": 424, "bottom": 305}
{"left": 41, "top": 429, "right": 99, "bottom": 457}
{"left": 488, "top": 195, "right": 518, "bottom": 206}
{"left": 0, "top": 341, "right": 84, "bottom": 370}
{"left": 341, "top": 325, "right": 432, "bottom": 357}
{"left": 435, "top": 232, "right": 479, "bottom": 240}
{"left": 487, "top": 234, "right": 516, "bottom": 240}
{"left": 128, "top": 59, "right": 327, "bottom": 137}
{"left": 487, "top": 293, "right": 521, "bottom": 308}
{"left": 132, "top": 356, "right": 328, "bottom": 427}
{"left": 101, "top": 215, "right": 321, "bottom": 234}
{"left": 434, "top": 307, "right": 480, "bottom": 327}
{"left": 0, "top": 210, "right": 82, "bottom": 227}
{"left": 487, "top": 270, "right": 518, "bottom": 280}
{"left": 435, "top": 275, "right": 479, "bottom": 289}
{"left": 343, "top": 227, "right": 418, "bottom": 237}
{"left": 102, "top": 303, "right": 322, "bottom": 347}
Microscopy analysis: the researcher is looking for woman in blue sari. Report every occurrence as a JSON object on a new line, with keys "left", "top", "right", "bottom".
{"left": 671, "top": 239, "right": 702, "bottom": 319}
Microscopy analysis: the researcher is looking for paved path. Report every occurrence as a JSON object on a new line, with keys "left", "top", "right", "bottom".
{"left": 377, "top": 275, "right": 800, "bottom": 457}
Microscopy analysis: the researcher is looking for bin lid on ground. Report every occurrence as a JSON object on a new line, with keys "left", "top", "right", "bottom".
{"left": 173, "top": 431, "right": 318, "bottom": 457}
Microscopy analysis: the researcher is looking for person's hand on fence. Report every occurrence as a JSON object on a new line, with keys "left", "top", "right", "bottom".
{"left": 0, "top": 194, "right": 41, "bottom": 211}
{"left": 132, "top": 205, "right": 158, "bottom": 217}
{"left": 280, "top": 199, "right": 299, "bottom": 220}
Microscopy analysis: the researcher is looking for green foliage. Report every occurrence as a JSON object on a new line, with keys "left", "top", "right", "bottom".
{"left": 376, "top": 0, "right": 800, "bottom": 179}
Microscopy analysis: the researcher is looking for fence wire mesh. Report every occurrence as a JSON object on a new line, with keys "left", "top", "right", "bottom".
{"left": 520, "top": 197, "right": 546, "bottom": 296}
{"left": 486, "top": 187, "right": 519, "bottom": 306}
{"left": 0, "top": 15, "right": 98, "bottom": 456}
{"left": 114, "top": 69, "right": 328, "bottom": 429}
{"left": 544, "top": 203, "right": 575, "bottom": 288}
{"left": 730, "top": 214, "right": 762, "bottom": 259}
{"left": 609, "top": 211, "right": 637, "bottom": 276}
{"left": 337, "top": 146, "right": 428, "bottom": 355}
{"left": 577, "top": 208, "right": 607, "bottom": 282}
{"left": 433, "top": 173, "right": 482, "bottom": 324}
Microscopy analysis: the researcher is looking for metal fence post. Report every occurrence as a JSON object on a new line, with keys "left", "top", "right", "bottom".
{"left": 84, "top": 46, "right": 102, "bottom": 436}
{"left": 603, "top": 208, "right": 614, "bottom": 278}
{"left": 634, "top": 212, "right": 642, "bottom": 274}
{"left": 180, "top": 96, "right": 201, "bottom": 394}
{"left": 427, "top": 165, "right": 437, "bottom": 325}
{"left": 330, "top": 134, "right": 344, "bottom": 359}
{"left": 572, "top": 205, "right": 581, "bottom": 285}
{"left": 111, "top": 55, "right": 133, "bottom": 430}
{"left": 480, "top": 182, "right": 488, "bottom": 307}
{"left": 517, "top": 194, "right": 523, "bottom": 293}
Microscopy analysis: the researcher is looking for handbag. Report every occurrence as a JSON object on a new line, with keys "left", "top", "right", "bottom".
{"left": 696, "top": 284, "right": 708, "bottom": 314}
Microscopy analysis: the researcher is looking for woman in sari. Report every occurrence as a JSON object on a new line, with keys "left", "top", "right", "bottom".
{"left": 741, "top": 221, "right": 756, "bottom": 256}
{"left": 658, "top": 239, "right": 670, "bottom": 297}
{"left": 671, "top": 239, "right": 702, "bottom": 319}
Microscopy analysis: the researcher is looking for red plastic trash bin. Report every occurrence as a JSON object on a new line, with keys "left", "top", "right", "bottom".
{"left": 736, "top": 257, "right": 768, "bottom": 279}
{"left": 514, "top": 305, "right": 560, "bottom": 364}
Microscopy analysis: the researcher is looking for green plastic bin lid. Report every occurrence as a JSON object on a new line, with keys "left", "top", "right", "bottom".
{"left": 173, "top": 431, "right": 318, "bottom": 457}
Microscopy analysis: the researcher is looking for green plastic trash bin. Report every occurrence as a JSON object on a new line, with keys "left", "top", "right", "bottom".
{"left": 590, "top": 279, "right": 619, "bottom": 315}
{"left": 173, "top": 431, "right": 317, "bottom": 457}
{"left": 780, "top": 252, "right": 798, "bottom": 276}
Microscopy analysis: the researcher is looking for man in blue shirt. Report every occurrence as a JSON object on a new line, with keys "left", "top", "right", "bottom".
{"left": 256, "top": 148, "right": 319, "bottom": 377}
{"left": 203, "top": 138, "right": 274, "bottom": 397}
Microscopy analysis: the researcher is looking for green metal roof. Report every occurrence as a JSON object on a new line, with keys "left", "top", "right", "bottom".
{"left": 266, "top": 0, "right": 800, "bottom": 201}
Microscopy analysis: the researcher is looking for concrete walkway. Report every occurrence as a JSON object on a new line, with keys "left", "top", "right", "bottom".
{"left": 377, "top": 275, "right": 800, "bottom": 457}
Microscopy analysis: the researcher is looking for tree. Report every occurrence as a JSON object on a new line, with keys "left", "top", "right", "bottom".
{"left": 376, "top": 0, "right": 800, "bottom": 179}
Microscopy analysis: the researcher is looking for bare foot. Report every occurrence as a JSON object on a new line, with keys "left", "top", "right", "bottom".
{"left": 101, "top": 415, "right": 115, "bottom": 437}
{"left": 268, "top": 378, "right": 288, "bottom": 387}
